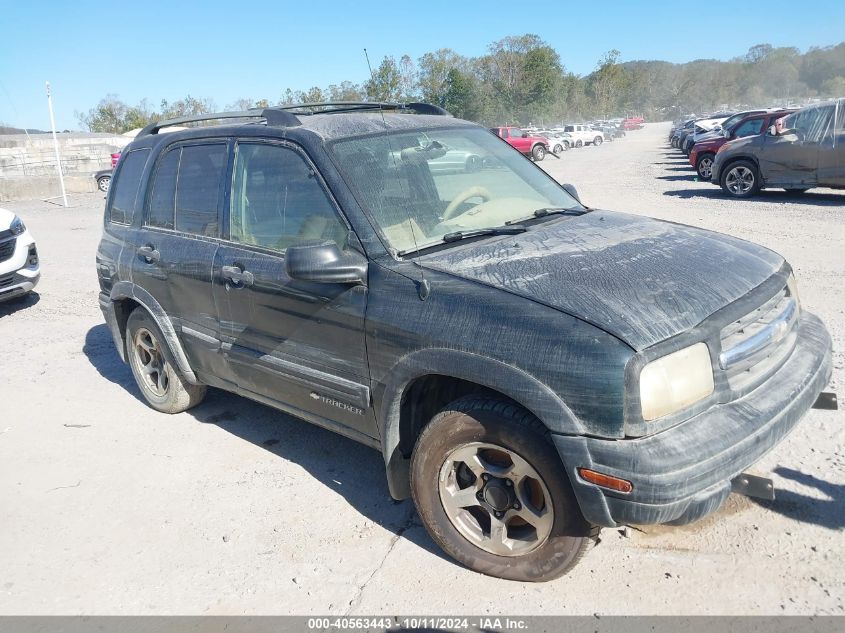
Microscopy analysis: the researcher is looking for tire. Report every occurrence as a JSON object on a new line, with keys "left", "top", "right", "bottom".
{"left": 531, "top": 144, "right": 546, "bottom": 162}
{"left": 553, "top": 144, "right": 563, "bottom": 155}
{"left": 465, "top": 155, "right": 481, "bottom": 173}
{"left": 126, "top": 308, "right": 206, "bottom": 413}
{"left": 720, "top": 160, "right": 761, "bottom": 198}
{"left": 575, "top": 140, "right": 583, "bottom": 148}
{"left": 410, "top": 396, "right": 596, "bottom": 582}
{"left": 563, "top": 140, "right": 570, "bottom": 150}
{"left": 97, "top": 176, "right": 111, "bottom": 192}
{"left": 593, "top": 136, "right": 603, "bottom": 146}
{"left": 696, "top": 153, "right": 715, "bottom": 180}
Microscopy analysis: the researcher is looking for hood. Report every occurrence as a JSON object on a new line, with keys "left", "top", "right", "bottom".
{"left": 418, "top": 211, "right": 784, "bottom": 351}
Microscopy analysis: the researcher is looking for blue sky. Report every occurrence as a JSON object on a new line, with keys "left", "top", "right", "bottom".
{"left": 1, "top": 0, "right": 842, "bottom": 131}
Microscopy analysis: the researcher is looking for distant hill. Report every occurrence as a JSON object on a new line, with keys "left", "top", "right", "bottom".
{"left": 0, "top": 126, "right": 51, "bottom": 135}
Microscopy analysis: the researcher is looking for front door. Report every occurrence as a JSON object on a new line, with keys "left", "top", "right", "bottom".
{"left": 212, "top": 140, "right": 377, "bottom": 439}
{"left": 759, "top": 105, "right": 834, "bottom": 187}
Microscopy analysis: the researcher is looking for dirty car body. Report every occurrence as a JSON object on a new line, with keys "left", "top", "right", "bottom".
{"left": 96, "top": 104, "right": 833, "bottom": 579}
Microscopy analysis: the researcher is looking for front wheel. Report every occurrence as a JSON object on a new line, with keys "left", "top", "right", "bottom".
{"left": 97, "top": 176, "right": 111, "bottom": 192}
{"left": 126, "top": 308, "right": 206, "bottom": 413}
{"left": 410, "top": 396, "right": 596, "bottom": 581}
{"left": 720, "top": 160, "right": 761, "bottom": 198}
{"left": 531, "top": 144, "right": 546, "bottom": 161}
{"left": 575, "top": 140, "right": 583, "bottom": 148}
{"left": 553, "top": 144, "right": 563, "bottom": 154}
{"left": 696, "top": 153, "right": 715, "bottom": 180}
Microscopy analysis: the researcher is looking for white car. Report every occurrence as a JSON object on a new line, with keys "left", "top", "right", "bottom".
{"left": 537, "top": 130, "right": 571, "bottom": 153}
{"left": 0, "top": 208, "right": 40, "bottom": 302}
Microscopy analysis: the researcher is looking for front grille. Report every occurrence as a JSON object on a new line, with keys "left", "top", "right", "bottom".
{"left": 0, "top": 237, "right": 15, "bottom": 263}
{"left": 719, "top": 286, "right": 799, "bottom": 391}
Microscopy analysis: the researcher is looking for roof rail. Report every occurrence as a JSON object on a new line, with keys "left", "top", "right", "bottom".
{"left": 135, "top": 101, "right": 451, "bottom": 138}
{"left": 136, "top": 108, "right": 301, "bottom": 137}
{"left": 275, "top": 101, "right": 452, "bottom": 116}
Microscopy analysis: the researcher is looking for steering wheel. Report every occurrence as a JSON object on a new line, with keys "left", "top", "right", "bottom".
{"left": 442, "top": 186, "right": 493, "bottom": 221}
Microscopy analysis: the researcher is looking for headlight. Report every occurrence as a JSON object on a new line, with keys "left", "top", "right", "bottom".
{"left": 639, "top": 342, "right": 714, "bottom": 421}
{"left": 10, "top": 215, "right": 25, "bottom": 235}
{"left": 786, "top": 273, "right": 800, "bottom": 311}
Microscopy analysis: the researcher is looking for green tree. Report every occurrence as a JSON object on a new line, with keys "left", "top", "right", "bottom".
{"left": 365, "top": 56, "right": 403, "bottom": 101}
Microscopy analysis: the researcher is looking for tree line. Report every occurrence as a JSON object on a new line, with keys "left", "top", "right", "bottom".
{"left": 77, "top": 36, "right": 845, "bottom": 133}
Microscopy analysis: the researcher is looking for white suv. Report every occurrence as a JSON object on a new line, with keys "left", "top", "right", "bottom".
{"left": 0, "top": 208, "right": 40, "bottom": 302}
{"left": 562, "top": 124, "right": 604, "bottom": 147}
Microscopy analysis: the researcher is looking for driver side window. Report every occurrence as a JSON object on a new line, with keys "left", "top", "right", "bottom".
{"left": 229, "top": 143, "right": 347, "bottom": 252}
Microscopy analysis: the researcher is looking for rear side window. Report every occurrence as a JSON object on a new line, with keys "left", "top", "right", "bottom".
{"left": 147, "top": 148, "right": 179, "bottom": 229}
{"left": 145, "top": 143, "right": 226, "bottom": 236}
{"left": 108, "top": 149, "right": 149, "bottom": 225}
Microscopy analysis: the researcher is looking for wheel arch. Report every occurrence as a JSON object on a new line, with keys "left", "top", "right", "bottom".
{"left": 108, "top": 281, "right": 199, "bottom": 384}
{"left": 377, "top": 348, "right": 584, "bottom": 500}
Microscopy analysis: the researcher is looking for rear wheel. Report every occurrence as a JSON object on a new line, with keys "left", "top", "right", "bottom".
{"left": 593, "top": 136, "right": 603, "bottom": 146}
{"left": 126, "top": 308, "right": 206, "bottom": 413}
{"left": 410, "top": 396, "right": 596, "bottom": 582}
{"left": 720, "top": 160, "right": 761, "bottom": 198}
{"left": 531, "top": 144, "right": 546, "bottom": 161}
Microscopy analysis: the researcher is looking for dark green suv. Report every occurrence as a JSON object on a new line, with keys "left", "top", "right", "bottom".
{"left": 97, "top": 103, "right": 833, "bottom": 581}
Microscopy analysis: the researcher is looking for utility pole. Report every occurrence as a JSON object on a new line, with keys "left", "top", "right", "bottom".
{"left": 46, "top": 81, "right": 69, "bottom": 208}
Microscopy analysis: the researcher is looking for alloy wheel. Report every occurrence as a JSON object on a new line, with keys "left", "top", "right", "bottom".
{"left": 438, "top": 442, "right": 554, "bottom": 557}
{"left": 725, "top": 166, "right": 755, "bottom": 195}
{"left": 132, "top": 327, "right": 170, "bottom": 397}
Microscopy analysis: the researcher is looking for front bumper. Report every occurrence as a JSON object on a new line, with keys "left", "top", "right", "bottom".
{"left": 0, "top": 231, "right": 40, "bottom": 302}
{"left": 553, "top": 312, "right": 832, "bottom": 527}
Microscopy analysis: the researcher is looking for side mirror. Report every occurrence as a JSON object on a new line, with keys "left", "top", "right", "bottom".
{"left": 285, "top": 241, "right": 367, "bottom": 285}
{"left": 562, "top": 183, "right": 581, "bottom": 203}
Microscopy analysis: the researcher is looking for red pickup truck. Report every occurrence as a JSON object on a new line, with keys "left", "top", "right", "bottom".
{"left": 490, "top": 126, "right": 550, "bottom": 161}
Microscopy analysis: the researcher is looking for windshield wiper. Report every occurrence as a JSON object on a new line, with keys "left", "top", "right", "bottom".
{"left": 505, "top": 207, "right": 588, "bottom": 225}
{"left": 442, "top": 225, "right": 527, "bottom": 243}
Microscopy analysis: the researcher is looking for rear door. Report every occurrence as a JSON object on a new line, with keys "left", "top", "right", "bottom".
{"left": 818, "top": 99, "right": 845, "bottom": 187}
{"left": 133, "top": 140, "right": 229, "bottom": 381}
{"left": 212, "top": 139, "right": 377, "bottom": 439}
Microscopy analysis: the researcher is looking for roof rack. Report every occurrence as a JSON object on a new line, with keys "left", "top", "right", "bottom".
{"left": 136, "top": 101, "right": 450, "bottom": 138}
{"left": 137, "top": 108, "right": 301, "bottom": 137}
{"left": 275, "top": 101, "right": 451, "bottom": 116}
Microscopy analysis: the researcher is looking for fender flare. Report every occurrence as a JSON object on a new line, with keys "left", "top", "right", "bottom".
{"left": 377, "top": 348, "right": 584, "bottom": 499}
{"left": 109, "top": 281, "right": 199, "bottom": 384}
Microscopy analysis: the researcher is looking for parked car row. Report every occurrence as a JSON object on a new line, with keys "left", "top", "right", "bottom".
{"left": 667, "top": 98, "right": 845, "bottom": 198}
{"left": 491, "top": 117, "right": 643, "bottom": 161}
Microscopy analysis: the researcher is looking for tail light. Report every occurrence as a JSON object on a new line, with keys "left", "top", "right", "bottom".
{"left": 111, "top": 153, "right": 121, "bottom": 168}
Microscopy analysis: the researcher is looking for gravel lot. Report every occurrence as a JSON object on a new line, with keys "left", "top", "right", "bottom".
{"left": 0, "top": 122, "right": 842, "bottom": 615}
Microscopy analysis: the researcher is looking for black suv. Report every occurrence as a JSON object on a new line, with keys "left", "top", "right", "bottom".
{"left": 97, "top": 103, "right": 833, "bottom": 581}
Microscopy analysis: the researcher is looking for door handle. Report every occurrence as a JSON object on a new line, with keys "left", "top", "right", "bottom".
{"left": 137, "top": 245, "right": 160, "bottom": 263}
{"left": 221, "top": 265, "right": 254, "bottom": 287}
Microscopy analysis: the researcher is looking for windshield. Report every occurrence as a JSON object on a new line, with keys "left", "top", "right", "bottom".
{"left": 330, "top": 126, "right": 582, "bottom": 254}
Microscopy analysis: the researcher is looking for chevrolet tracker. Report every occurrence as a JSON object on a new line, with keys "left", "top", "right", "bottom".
{"left": 96, "top": 103, "right": 834, "bottom": 581}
